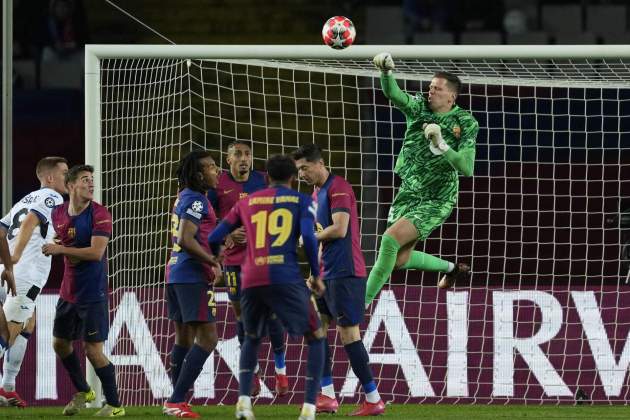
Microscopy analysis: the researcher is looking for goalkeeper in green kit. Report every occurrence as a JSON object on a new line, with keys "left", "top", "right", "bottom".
{"left": 365, "top": 52, "right": 479, "bottom": 306}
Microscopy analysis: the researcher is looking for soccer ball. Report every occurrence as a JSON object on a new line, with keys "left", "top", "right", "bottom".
{"left": 322, "top": 16, "right": 356, "bottom": 50}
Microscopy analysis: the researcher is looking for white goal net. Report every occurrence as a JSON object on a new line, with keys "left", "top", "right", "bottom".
{"left": 86, "top": 45, "right": 630, "bottom": 406}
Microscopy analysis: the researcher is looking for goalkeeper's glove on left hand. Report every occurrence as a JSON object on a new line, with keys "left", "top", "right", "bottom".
{"left": 423, "top": 123, "right": 450, "bottom": 155}
{"left": 373, "top": 52, "right": 394, "bottom": 74}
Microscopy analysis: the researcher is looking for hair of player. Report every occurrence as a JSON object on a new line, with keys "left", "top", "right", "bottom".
{"left": 266, "top": 154, "right": 298, "bottom": 183}
{"left": 65, "top": 164, "right": 94, "bottom": 185}
{"left": 36, "top": 156, "right": 68, "bottom": 179}
{"left": 433, "top": 71, "right": 462, "bottom": 96}
{"left": 226, "top": 139, "right": 252, "bottom": 155}
{"left": 291, "top": 143, "right": 324, "bottom": 163}
{"left": 176, "top": 150, "right": 215, "bottom": 192}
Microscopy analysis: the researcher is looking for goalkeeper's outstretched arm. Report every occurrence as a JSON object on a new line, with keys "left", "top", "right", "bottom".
{"left": 373, "top": 52, "right": 413, "bottom": 110}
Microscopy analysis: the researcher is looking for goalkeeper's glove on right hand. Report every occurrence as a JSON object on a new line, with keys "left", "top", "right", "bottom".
{"left": 423, "top": 123, "right": 450, "bottom": 155}
{"left": 373, "top": 52, "right": 394, "bottom": 74}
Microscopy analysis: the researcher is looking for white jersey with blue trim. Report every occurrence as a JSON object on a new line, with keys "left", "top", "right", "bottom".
{"left": 0, "top": 187, "right": 64, "bottom": 289}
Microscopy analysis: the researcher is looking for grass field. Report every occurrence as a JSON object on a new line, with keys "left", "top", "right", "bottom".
{"left": 0, "top": 404, "right": 628, "bottom": 419}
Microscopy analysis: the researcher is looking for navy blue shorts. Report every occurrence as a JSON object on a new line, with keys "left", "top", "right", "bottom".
{"left": 316, "top": 276, "right": 366, "bottom": 327}
{"left": 224, "top": 265, "right": 241, "bottom": 302}
{"left": 241, "top": 282, "right": 320, "bottom": 338}
{"left": 167, "top": 283, "right": 216, "bottom": 324}
{"left": 53, "top": 298, "right": 109, "bottom": 343}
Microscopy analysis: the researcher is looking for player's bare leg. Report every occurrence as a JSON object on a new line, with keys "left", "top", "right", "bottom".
{"left": 0, "top": 308, "right": 10, "bottom": 356}
{"left": 0, "top": 313, "right": 35, "bottom": 407}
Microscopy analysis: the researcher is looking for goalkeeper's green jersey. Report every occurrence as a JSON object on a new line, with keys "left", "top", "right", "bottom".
{"left": 381, "top": 73, "right": 479, "bottom": 202}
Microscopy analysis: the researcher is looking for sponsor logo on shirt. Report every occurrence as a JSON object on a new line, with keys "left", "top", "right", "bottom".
{"left": 254, "top": 255, "right": 285, "bottom": 265}
{"left": 223, "top": 189, "right": 234, "bottom": 194}
{"left": 453, "top": 125, "right": 461, "bottom": 139}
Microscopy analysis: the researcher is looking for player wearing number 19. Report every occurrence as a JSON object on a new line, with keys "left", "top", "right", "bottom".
{"left": 163, "top": 151, "right": 221, "bottom": 419}
{"left": 366, "top": 52, "right": 479, "bottom": 306}
{"left": 208, "top": 155, "right": 326, "bottom": 420}
{"left": 207, "top": 140, "right": 288, "bottom": 396}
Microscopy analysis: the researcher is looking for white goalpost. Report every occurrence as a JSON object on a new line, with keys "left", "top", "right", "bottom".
{"left": 85, "top": 44, "right": 630, "bottom": 406}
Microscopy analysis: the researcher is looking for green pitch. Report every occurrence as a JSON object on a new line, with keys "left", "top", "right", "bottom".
{"left": 0, "top": 405, "right": 628, "bottom": 419}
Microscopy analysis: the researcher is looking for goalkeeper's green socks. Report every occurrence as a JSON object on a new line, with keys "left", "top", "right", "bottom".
{"left": 365, "top": 234, "right": 401, "bottom": 306}
{"left": 401, "top": 250, "right": 450, "bottom": 272}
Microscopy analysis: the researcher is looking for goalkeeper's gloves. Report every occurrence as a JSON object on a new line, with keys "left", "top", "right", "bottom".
{"left": 373, "top": 52, "right": 394, "bottom": 74}
{"left": 423, "top": 123, "right": 450, "bottom": 155}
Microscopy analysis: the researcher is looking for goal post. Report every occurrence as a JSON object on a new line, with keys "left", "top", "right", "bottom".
{"left": 84, "top": 44, "right": 630, "bottom": 406}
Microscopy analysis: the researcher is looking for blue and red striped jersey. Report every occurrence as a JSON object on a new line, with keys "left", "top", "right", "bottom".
{"left": 166, "top": 188, "right": 217, "bottom": 284}
{"left": 52, "top": 201, "right": 112, "bottom": 304}
{"left": 314, "top": 174, "right": 367, "bottom": 279}
{"left": 207, "top": 170, "right": 267, "bottom": 265}
{"left": 210, "top": 185, "right": 318, "bottom": 289}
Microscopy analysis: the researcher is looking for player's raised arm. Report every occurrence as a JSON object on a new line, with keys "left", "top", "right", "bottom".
{"left": 373, "top": 52, "right": 414, "bottom": 111}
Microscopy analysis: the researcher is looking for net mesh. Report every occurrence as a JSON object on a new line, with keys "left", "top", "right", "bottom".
{"left": 97, "top": 55, "right": 630, "bottom": 405}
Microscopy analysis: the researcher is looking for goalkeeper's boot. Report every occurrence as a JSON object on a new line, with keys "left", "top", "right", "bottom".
{"left": 250, "top": 372, "right": 261, "bottom": 397}
{"left": 163, "top": 402, "right": 200, "bottom": 418}
{"left": 438, "top": 262, "right": 471, "bottom": 289}
{"left": 298, "top": 403, "right": 316, "bottom": 420}
{"left": 235, "top": 399, "right": 255, "bottom": 419}
{"left": 348, "top": 399, "right": 385, "bottom": 416}
{"left": 0, "top": 387, "right": 27, "bottom": 407}
{"left": 275, "top": 373, "right": 289, "bottom": 396}
{"left": 94, "top": 404, "right": 126, "bottom": 417}
{"left": 315, "top": 393, "right": 339, "bottom": 414}
{"left": 62, "top": 388, "right": 96, "bottom": 416}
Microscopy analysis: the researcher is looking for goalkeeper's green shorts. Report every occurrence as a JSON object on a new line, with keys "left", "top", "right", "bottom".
{"left": 387, "top": 187, "right": 455, "bottom": 241}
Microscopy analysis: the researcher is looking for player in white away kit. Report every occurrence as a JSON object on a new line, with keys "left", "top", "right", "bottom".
{"left": 0, "top": 157, "right": 68, "bottom": 407}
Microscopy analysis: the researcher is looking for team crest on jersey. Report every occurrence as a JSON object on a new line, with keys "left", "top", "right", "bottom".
{"left": 68, "top": 227, "right": 76, "bottom": 239}
{"left": 191, "top": 201, "right": 203, "bottom": 212}
{"left": 239, "top": 192, "right": 248, "bottom": 199}
{"left": 453, "top": 125, "right": 461, "bottom": 139}
{"left": 44, "top": 197, "right": 56, "bottom": 208}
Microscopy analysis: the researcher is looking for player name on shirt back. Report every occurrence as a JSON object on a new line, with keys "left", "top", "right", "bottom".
{"left": 248, "top": 195, "right": 300, "bottom": 205}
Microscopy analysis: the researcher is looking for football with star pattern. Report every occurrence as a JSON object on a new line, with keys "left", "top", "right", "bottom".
{"left": 322, "top": 16, "right": 355, "bottom": 50}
